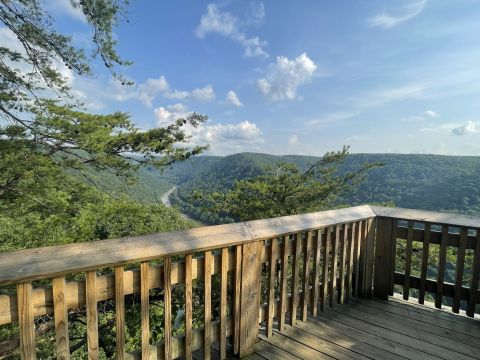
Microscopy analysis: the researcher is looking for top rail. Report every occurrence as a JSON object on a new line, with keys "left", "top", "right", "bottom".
{"left": 0, "top": 205, "right": 375, "bottom": 285}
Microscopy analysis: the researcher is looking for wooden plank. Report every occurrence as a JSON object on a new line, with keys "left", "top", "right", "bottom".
{"left": 329, "top": 226, "right": 339, "bottom": 307}
{"left": 86, "top": 271, "right": 99, "bottom": 360}
{"left": 419, "top": 223, "right": 431, "bottom": 304}
{"left": 220, "top": 248, "right": 228, "bottom": 359}
{"left": 233, "top": 245, "right": 242, "bottom": 354}
{"left": 363, "top": 218, "right": 375, "bottom": 297}
{"left": 467, "top": 230, "right": 480, "bottom": 317}
{"left": 436, "top": 225, "right": 449, "bottom": 308}
{"left": 204, "top": 251, "right": 213, "bottom": 360}
{"left": 311, "top": 229, "right": 322, "bottom": 316}
{"left": 373, "top": 218, "right": 393, "bottom": 300}
{"left": 140, "top": 262, "right": 150, "bottom": 359}
{"left": 239, "top": 241, "right": 263, "bottom": 357}
{"left": 259, "top": 332, "right": 332, "bottom": 360}
{"left": 115, "top": 267, "right": 125, "bottom": 360}
{"left": 371, "top": 206, "right": 480, "bottom": 229}
{"left": 321, "top": 229, "right": 330, "bottom": 311}
{"left": 397, "top": 226, "right": 477, "bottom": 250}
{"left": 345, "top": 223, "right": 355, "bottom": 302}
{"left": 357, "top": 220, "right": 368, "bottom": 297}
{"left": 279, "top": 236, "right": 289, "bottom": 331}
{"left": 266, "top": 238, "right": 277, "bottom": 337}
{"left": 164, "top": 257, "right": 172, "bottom": 360}
{"left": 184, "top": 254, "right": 193, "bottom": 360}
{"left": 353, "top": 221, "right": 362, "bottom": 297}
{"left": 301, "top": 232, "right": 312, "bottom": 321}
{"left": 388, "top": 220, "right": 398, "bottom": 296}
{"left": 290, "top": 233, "right": 301, "bottom": 324}
{"left": 52, "top": 277, "right": 70, "bottom": 360}
{"left": 253, "top": 339, "right": 301, "bottom": 360}
{"left": 453, "top": 228, "right": 468, "bottom": 313}
{"left": 17, "top": 282, "right": 36, "bottom": 360}
{"left": 403, "top": 221, "right": 414, "bottom": 300}
{"left": 338, "top": 225, "right": 347, "bottom": 304}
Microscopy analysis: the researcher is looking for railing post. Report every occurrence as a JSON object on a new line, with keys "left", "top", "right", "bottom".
{"left": 373, "top": 218, "right": 395, "bottom": 300}
{"left": 238, "top": 240, "right": 263, "bottom": 358}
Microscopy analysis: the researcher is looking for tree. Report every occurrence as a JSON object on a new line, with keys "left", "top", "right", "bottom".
{"left": 198, "top": 146, "right": 382, "bottom": 222}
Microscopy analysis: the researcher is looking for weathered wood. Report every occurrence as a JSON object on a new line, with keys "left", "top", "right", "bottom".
{"left": 279, "top": 236, "right": 289, "bottom": 331}
{"left": 311, "top": 229, "right": 322, "bottom": 316}
{"left": 290, "top": 233, "right": 301, "bottom": 324}
{"left": 86, "top": 271, "right": 99, "bottom": 360}
{"left": 114, "top": 266, "right": 125, "bottom": 360}
{"left": 353, "top": 221, "right": 362, "bottom": 297}
{"left": 17, "top": 282, "right": 36, "bottom": 360}
{"left": 363, "top": 218, "right": 375, "bottom": 297}
{"left": 396, "top": 226, "right": 478, "bottom": 250}
{"left": 435, "top": 226, "right": 449, "bottom": 308}
{"left": 453, "top": 228, "right": 467, "bottom": 313}
{"left": 321, "top": 229, "right": 330, "bottom": 311}
{"left": 338, "top": 225, "right": 347, "bottom": 304}
{"left": 140, "top": 262, "right": 150, "bottom": 359}
{"left": 52, "top": 277, "right": 70, "bottom": 360}
{"left": 403, "top": 221, "right": 414, "bottom": 300}
{"left": 220, "top": 247, "right": 228, "bottom": 359}
{"left": 301, "top": 232, "right": 312, "bottom": 321}
{"left": 373, "top": 218, "right": 394, "bottom": 300}
{"left": 266, "top": 238, "right": 277, "bottom": 337}
{"left": 345, "top": 223, "right": 355, "bottom": 302}
{"left": 329, "top": 226, "right": 339, "bottom": 307}
{"left": 233, "top": 245, "right": 242, "bottom": 354}
{"left": 239, "top": 241, "right": 263, "bottom": 357}
{"left": 164, "top": 257, "right": 172, "bottom": 360}
{"left": 184, "top": 254, "right": 193, "bottom": 360}
{"left": 467, "top": 230, "right": 480, "bottom": 317}
{"left": 204, "top": 251, "right": 212, "bottom": 360}
{"left": 419, "top": 223, "right": 431, "bottom": 304}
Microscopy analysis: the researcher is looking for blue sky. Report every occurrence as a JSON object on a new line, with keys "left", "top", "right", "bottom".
{"left": 19, "top": 1, "right": 480, "bottom": 155}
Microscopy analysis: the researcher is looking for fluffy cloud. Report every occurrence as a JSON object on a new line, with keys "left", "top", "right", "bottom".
{"left": 191, "top": 85, "right": 215, "bottom": 101}
{"left": 257, "top": 53, "right": 316, "bottom": 102}
{"left": 401, "top": 110, "right": 440, "bottom": 122}
{"left": 225, "top": 90, "right": 243, "bottom": 107}
{"left": 452, "top": 121, "right": 479, "bottom": 136}
{"left": 154, "top": 103, "right": 190, "bottom": 126}
{"left": 288, "top": 134, "right": 299, "bottom": 146}
{"left": 424, "top": 110, "right": 439, "bottom": 118}
{"left": 196, "top": 4, "right": 268, "bottom": 59}
{"left": 367, "top": 0, "right": 427, "bottom": 29}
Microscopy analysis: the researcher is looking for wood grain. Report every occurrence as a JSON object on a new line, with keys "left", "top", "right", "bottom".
{"left": 17, "top": 282, "right": 36, "bottom": 360}
{"left": 164, "top": 257, "right": 172, "bottom": 360}
{"left": 52, "top": 277, "right": 69, "bottom": 360}
{"left": 86, "top": 271, "right": 98, "bottom": 360}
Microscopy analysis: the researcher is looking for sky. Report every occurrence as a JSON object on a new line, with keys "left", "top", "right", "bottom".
{"left": 8, "top": 0, "right": 480, "bottom": 156}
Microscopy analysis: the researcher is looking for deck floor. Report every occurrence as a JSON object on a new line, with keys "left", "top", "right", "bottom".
{"left": 246, "top": 295, "right": 480, "bottom": 360}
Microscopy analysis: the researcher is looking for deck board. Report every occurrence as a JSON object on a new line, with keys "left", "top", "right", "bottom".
{"left": 248, "top": 296, "right": 480, "bottom": 360}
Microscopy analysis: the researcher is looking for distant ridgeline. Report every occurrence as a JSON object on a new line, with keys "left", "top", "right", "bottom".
{"left": 79, "top": 153, "right": 480, "bottom": 224}
{"left": 155, "top": 153, "right": 480, "bottom": 224}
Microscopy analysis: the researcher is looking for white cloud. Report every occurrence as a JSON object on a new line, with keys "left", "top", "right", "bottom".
{"left": 191, "top": 85, "right": 215, "bottom": 101}
{"left": 452, "top": 121, "right": 479, "bottom": 136}
{"left": 164, "top": 89, "right": 190, "bottom": 100}
{"left": 245, "top": 2, "right": 266, "bottom": 26}
{"left": 137, "top": 76, "right": 170, "bottom": 107}
{"left": 424, "top": 110, "right": 439, "bottom": 118}
{"left": 167, "top": 103, "right": 188, "bottom": 112}
{"left": 257, "top": 53, "right": 316, "bottom": 102}
{"left": 225, "top": 90, "right": 243, "bottom": 107}
{"left": 288, "top": 134, "right": 299, "bottom": 146}
{"left": 154, "top": 105, "right": 190, "bottom": 127}
{"left": 401, "top": 115, "right": 425, "bottom": 123}
{"left": 196, "top": 4, "right": 268, "bottom": 59}
{"left": 367, "top": 0, "right": 427, "bottom": 29}
{"left": 402, "top": 110, "right": 440, "bottom": 122}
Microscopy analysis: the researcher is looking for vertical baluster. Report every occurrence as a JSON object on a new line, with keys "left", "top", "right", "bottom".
{"left": 312, "top": 229, "right": 322, "bottom": 316}
{"left": 53, "top": 277, "right": 70, "bottom": 360}
{"left": 436, "top": 225, "right": 449, "bottom": 309}
{"left": 321, "top": 228, "right": 330, "bottom": 311}
{"left": 233, "top": 245, "right": 242, "bottom": 353}
{"left": 114, "top": 266, "right": 125, "bottom": 360}
{"left": 279, "top": 235, "right": 289, "bottom": 331}
{"left": 301, "top": 232, "right": 312, "bottom": 321}
{"left": 220, "top": 248, "right": 228, "bottom": 359}
{"left": 164, "top": 257, "right": 172, "bottom": 360}
{"left": 353, "top": 221, "right": 362, "bottom": 297}
{"left": 403, "top": 221, "right": 414, "bottom": 300}
{"left": 140, "top": 262, "right": 150, "bottom": 359}
{"left": 419, "top": 223, "right": 431, "bottom": 304}
{"left": 184, "top": 254, "right": 193, "bottom": 360}
{"left": 267, "top": 238, "right": 277, "bottom": 337}
{"left": 329, "top": 226, "right": 339, "bottom": 307}
{"left": 86, "top": 271, "right": 98, "bottom": 360}
{"left": 346, "top": 222, "right": 355, "bottom": 302}
{"left": 467, "top": 230, "right": 480, "bottom": 317}
{"left": 338, "top": 225, "right": 348, "bottom": 304}
{"left": 453, "top": 228, "right": 467, "bottom": 313}
{"left": 17, "top": 282, "right": 36, "bottom": 360}
{"left": 204, "top": 251, "right": 212, "bottom": 360}
{"left": 389, "top": 220, "right": 398, "bottom": 296}
{"left": 290, "top": 233, "right": 301, "bottom": 325}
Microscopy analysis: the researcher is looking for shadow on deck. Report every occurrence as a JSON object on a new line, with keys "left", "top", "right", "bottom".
{"left": 246, "top": 295, "right": 480, "bottom": 360}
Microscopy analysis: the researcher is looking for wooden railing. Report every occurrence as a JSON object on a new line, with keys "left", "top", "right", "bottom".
{"left": 0, "top": 205, "right": 478, "bottom": 359}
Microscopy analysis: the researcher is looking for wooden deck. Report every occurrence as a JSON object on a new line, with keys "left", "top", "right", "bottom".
{"left": 246, "top": 295, "right": 480, "bottom": 360}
